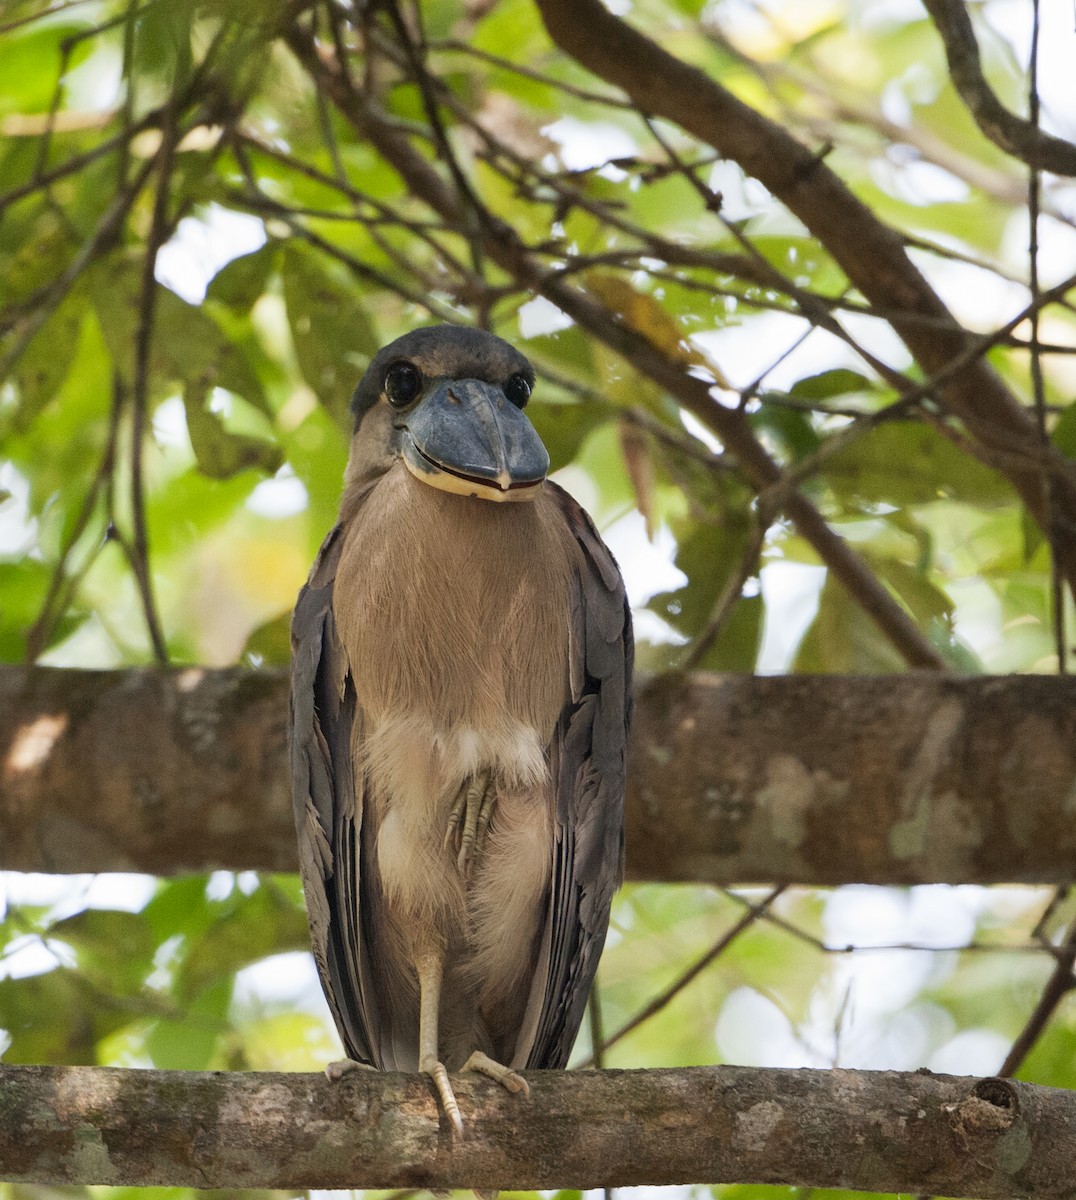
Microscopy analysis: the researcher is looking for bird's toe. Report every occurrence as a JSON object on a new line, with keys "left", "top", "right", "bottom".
{"left": 462, "top": 1050, "right": 530, "bottom": 1097}
{"left": 423, "top": 1058, "right": 466, "bottom": 1136}
{"left": 325, "top": 1057, "right": 375, "bottom": 1081}
{"left": 445, "top": 770, "right": 496, "bottom": 876}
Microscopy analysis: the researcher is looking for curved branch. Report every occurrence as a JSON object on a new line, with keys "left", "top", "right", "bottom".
{"left": 922, "top": 0, "right": 1076, "bottom": 176}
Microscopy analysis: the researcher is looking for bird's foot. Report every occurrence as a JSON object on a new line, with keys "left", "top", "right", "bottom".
{"left": 422, "top": 1052, "right": 528, "bottom": 1138}
{"left": 423, "top": 1057, "right": 465, "bottom": 1136}
{"left": 325, "top": 1057, "right": 376, "bottom": 1081}
{"left": 462, "top": 1050, "right": 529, "bottom": 1097}
{"left": 444, "top": 769, "right": 496, "bottom": 875}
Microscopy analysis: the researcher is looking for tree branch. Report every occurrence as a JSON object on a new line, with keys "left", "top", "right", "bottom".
{"left": 529, "top": 0, "right": 1076, "bottom": 602}
{"left": 921, "top": 0, "right": 1076, "bottom": 176}
{"left": 1000, "top": 916, "right": 1076, "bottom": 1076}
{"left": 5, "top": 666, "right": 1076, "bottom": 885}
{"left": 1, "top": 1063, "right": 1074, "bottom": 1195}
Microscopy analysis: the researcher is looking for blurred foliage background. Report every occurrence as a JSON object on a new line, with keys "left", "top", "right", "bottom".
{"left": 1, "top": 0, "right": 1075, "bottom": 1197}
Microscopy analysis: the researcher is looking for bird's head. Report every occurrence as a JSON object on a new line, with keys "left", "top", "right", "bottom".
{"left": 348, "top": 326, "right": 549, "bottom": 503}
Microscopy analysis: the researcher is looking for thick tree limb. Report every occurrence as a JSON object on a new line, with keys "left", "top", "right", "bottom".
{"left": 530, "top": 0, "right": 1076, "bottom": 600}
{"left": 0, "top": 1063, "right": 1073, "bottom": 1195}
{"left": 921, "top": 0, "right": 1076, "bottom": 176}
{"left": 4, "top": 666, "right": 1076, "bottom": 885}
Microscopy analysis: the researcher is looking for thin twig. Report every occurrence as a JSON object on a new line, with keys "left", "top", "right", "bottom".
{"left": 0, "top": 0, "right": 100, "bottom": 36}
{"left": 1025, "top": 0, "right": 1068, "bottom": 671}
{"left": 383, "top": 3, "right": 487, "bottom": 280}
{"left": 23, "top": 383, "right": 123, "bottom": 663}
{"left": 999, "top": 918, "right": 1076, "bottom": 1076}
{"left": 116, "top": 0, "right": 139, "bottom": 189}
{"left": 641, "top": 114, "right": 913, "bottom": 394}
{"left": 431, "top": 38, "right": 637, "bottom": 109}
{"left": 0, "top": 152, "right": 157, "bottom": 380}
{"left": 681, "top": 515, "right": 768, "bottom": 671}
{"left": 922, "top": 0, "right": 1076, "bottom": 175}
{"left": 577, "top": 887, "right": 785, "bottom": 1066}
{"left": 128, "top": 108, "right": 178, "bottom": 665}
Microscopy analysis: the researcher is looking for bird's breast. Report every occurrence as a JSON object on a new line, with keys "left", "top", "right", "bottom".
{"left": 333, "top": 464, "right": 574, "bottom": 742}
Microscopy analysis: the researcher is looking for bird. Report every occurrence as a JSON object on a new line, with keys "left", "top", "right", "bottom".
{"left": 290, "top": 324, "right": 632, "bottom": 1135}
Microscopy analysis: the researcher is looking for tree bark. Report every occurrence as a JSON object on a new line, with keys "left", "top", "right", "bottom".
{"left": 4, "top": 666, "right": 1076, "bottom": 885}
{"left": 0, "top": 1063, "right": 1072, "bottom": 1195}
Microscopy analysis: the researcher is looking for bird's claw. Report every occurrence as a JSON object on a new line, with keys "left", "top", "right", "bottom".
{"left": 444, "top": 770, "right": 496, "bottom": 876}
{"left": 424, "top": 1058, "right": 465, "bottom": 1136}
{"left": 424, "top": 1051, "right": 529, "bottom": 1139}
{"left": 325, "top": 1057, "right": 376, "bottom": 1081}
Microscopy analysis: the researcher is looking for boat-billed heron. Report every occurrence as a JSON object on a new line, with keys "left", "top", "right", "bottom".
{"left": 290, "top": 325, "right": 632, "bottom": 1134}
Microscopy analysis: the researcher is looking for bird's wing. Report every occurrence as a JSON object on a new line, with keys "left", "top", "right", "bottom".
{"left": 290, "top": 521, "right": 380, "bottom": 1065}
{"left": 524, "top": 481, "right": 634, "bottom": 1070}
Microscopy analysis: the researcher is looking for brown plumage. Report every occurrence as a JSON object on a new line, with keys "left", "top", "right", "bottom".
{"left": 290, "top": 325, "right": 632, "bottom": 1133}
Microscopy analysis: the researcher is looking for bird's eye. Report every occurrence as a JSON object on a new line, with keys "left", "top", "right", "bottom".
{"left": 504, "top": 373, "right": 532, "bottom": 408}
{"left": 385, "top": 361, "right": 422, "bottom": 408}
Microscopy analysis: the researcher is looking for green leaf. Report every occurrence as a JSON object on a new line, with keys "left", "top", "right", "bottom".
{"left": 0, "top": 968, "right": 129, "bottom": 1065}
{"left": 143, "top": 875, "right": 216, "bottom": 946}
{"left": 281, "top": 245, "right": 380, "bottom": 428}
{"left": 174, "top": 880, "right": 308, "bottom": 1003}
{"left": 0, "top": 561, "right": 66, "bottom": 662}
{"left": 278, "top": 405, "right": 349, "bottom": 554}
{"left": 648, "top": 519, "right": 763, "bottom": 670}
{"left": 3, "top": 291, "right": 87, "bottom": 431}
{"left": 49, "top": 909, "right": 157, "bottom": 996}
{"left": 206, "top": 241, "right": 277, "bottom": 310}
{"left": 823, "top": 421, "right": 1010, "bottom": 509}
{"left": 183, "top": 380, "right": 283, "bottom": 480}
{"left": 529, "top": 398, "right": 612, "bottom": 473}
{"left": 0, "top": 23, "right": 94, "bottom": 116}
{"left": 88, "top": 254, "right": 271, "bottom": 415}
{"left": 133, "top": 0, "right": 196, "bottom": 86}
{"left": 695, "top": 593, "right": 763, "bottom": 672}
{"left": 571, "top": 421, "right": 636, "bottom": 519}
{"left": 241, "top": 610, "right": 292, "bottom": 666}
{"left": 751, "top": 402, "right": 821, "bottom": 462}
{"left": 788, "top": 368, "right": 876, "bottom": 401}
{"left": 1021, "top": 506, "right": 1045, "bottom": 563}
{"left": 794, "top": 572, "right": 909, "bottom": 673}
{"left": 868, "top": 556, "right": 952, "bottom": 625}
{"left": 0, "top": 209, "right": 78, "bottom": 307}
{"left": 146, "top": 977, "right": 233, "bottom": 1070}
{"left": 157, "top": 288, "right": 272, "bottom": 415}
{"left": 1051, "top": 401, "right": 1076, "bottom": 459}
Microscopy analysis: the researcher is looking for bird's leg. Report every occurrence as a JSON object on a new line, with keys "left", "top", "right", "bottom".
{"left": 415, "top": 945, "right": 465, "bottom": 1136}
{"left": 444, "top": 768, "right": 496, "bottom": 875}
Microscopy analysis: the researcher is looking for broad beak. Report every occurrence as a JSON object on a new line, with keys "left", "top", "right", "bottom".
{"left": 400, "top": 379, "right": 549, "bottom": 502}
